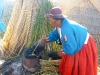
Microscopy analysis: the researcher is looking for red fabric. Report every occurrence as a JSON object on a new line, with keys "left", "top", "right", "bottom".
{"left": 58, "top": 35, "right": 98, "bottom": 75}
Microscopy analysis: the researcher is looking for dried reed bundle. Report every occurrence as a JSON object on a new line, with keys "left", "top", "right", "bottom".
{"left": 90, "top": 0, "right": 100, "bottom": 12}
{"left": 2, "top": 0, "right": 39, "bottom": 60}
{"left": 56, "top": 0, "right": 83, "bottom": 13}
{"left": 0, "top": 39, "right": 7, "bottom": 59}
{"left": 34, "top": 59, "right": 61, "bottom": 75}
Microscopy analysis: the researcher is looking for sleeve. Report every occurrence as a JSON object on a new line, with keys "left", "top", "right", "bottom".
{"left": 61, "top": 29, "right": 77, "bottom": 56}
{"left": 47, "top": 28, "right": 60, "bottom": 42}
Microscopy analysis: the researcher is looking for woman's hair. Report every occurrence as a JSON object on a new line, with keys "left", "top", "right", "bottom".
{"left": 53, "top": 18, "right": 64, "bottom": 23}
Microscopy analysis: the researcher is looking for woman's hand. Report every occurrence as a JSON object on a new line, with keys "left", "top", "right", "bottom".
{"left": 57, "top": 49, "right": 65, "bottom": 57}
{"left": 38, "top": 37, "right": 49, "bottom": 44}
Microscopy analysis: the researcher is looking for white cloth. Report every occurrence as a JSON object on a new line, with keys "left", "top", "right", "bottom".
{"left": 57, "top": 27, "right": 62, "bottom": 39}
{"left": 84, "top": 32, "right": 90, "bottom": 44}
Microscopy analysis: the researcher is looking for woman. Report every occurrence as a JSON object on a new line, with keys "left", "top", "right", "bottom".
{"left": 39, "top": 7, "right": 98, "bottom": 75}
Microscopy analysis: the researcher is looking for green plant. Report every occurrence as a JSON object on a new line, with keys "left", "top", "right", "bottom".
{"left": 29, "top": 0, "right": 61, "bottom": 52}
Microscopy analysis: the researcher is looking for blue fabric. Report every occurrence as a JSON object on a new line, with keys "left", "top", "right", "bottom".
{"left": 48, "top": 18, "right": 88, "bottom": 55}
{"left": 0, "top": 20, "right": 6, "bottom": 32}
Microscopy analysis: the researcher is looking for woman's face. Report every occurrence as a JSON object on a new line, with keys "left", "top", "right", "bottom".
{"left": 49, "top": 18, "right": 58, "bottom": 28}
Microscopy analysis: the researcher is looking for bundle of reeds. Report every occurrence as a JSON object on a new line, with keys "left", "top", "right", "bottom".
{"left": 34, "top": 59, "right": 61, "bottom": 75}
{"left": 2, "top": 0, "right": 39, "bottom": 60}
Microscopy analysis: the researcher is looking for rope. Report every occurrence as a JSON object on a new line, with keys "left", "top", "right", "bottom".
{"left": 32, "top": 42, "right": 39, "bottom": 54}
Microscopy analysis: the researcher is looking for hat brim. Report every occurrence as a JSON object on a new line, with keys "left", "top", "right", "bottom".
{"left": 44, "top": 14, "right": 67, "bottom": 18}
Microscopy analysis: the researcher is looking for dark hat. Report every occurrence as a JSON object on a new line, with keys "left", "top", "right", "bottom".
{"left": 44, "top": 7, "right": 66, "bottom": 18}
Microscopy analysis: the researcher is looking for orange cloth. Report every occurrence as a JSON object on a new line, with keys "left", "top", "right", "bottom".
{"left": 59, "top": 35, "right": 98, "bottom": 75}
